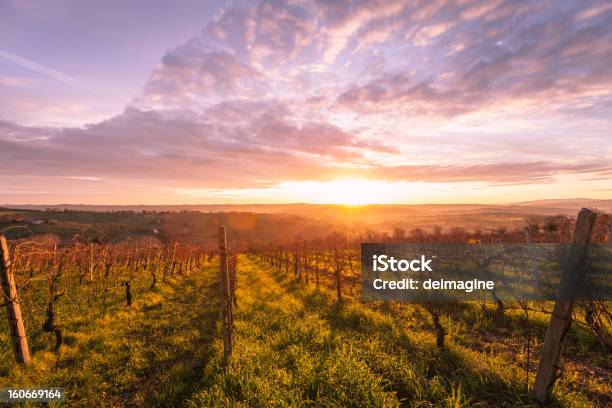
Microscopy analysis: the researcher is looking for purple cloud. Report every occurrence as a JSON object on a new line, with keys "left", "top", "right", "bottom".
{"left": 1, "top": 0, "right": 611, "bottom": 203}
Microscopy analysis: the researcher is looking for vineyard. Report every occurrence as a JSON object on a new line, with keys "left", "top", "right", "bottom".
{"left": 0, "top": 210, "right": 610, "bottom": 407}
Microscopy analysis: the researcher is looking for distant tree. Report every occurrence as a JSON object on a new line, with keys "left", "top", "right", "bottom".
{"left": 393, "top": 227, "right": 405, "bottom": 242}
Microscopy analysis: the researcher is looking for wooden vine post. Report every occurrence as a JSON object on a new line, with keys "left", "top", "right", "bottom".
{"left": 533, "top": 208, "right": 597, "bottom": 403}
{"left": 218, "top": 226, "right": 233, "bottom": 365}
{"left": 0, "top": 235, "right": 30, "bottom": 364}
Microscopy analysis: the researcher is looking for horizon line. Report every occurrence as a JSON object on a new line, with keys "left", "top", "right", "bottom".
{"left": 2, "top": 197, "right": 609, "bottom": 208}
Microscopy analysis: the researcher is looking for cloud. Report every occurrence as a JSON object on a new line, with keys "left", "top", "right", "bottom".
{"left": 367, "top": 161, "right": 612, "bottom": 184}
{"left": 251, "top": 0, "right": 316, "bottom": 64}
{"left": 2, "top": 107, "right": 609, "bottom": 190}
{"left": 315, "top": 0, "right": 408, "bottom": 63}
{"left": 138, "top": 38, "right": 264, "bottom": 109}
{"left": 2, "top": 0, "right": 612, "bottom": 202}
{"left": 137, "top": 0, "right": 319, "bottom": 109}
{"left": 460, "top": 0, "right": 502, "bottom": 21}
{"left": 0, "top": 102, "right": 397, "bottom": 187}
{"left": 334, "top": 0, "right": 612, "bottom": 117}
{"left": 411, "top": 21, "right": 456, "bottom": 46}
{"left": 137, "top": 0, "right": 612, "bottom": 119}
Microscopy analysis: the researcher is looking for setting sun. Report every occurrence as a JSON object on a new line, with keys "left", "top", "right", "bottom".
{"left": 175, "top": 178, "right": 414, "bottom": 205}
{"left": 305, "top": 179, "right": 388, "bottom": 205}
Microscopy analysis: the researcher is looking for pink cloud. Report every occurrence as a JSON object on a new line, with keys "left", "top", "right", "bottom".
{"left": 2, "top": 0, "right": 611, "bottom": 203}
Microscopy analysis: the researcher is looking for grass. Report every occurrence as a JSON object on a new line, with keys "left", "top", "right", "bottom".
{"left": 0, "top": 255, "right": 609, "bottom": 407}
{"left": 185, "top": 256, "right": 608, "bottom": 407}
{"left": 0, "top": 264, "right": 220, "bottom": 407}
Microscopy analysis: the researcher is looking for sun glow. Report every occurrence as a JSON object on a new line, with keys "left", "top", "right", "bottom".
{"left": 175, "top": 176, "right": 612, "bottom": 205}
{"left": 176, "top": 178, "right": 411, "bottom": 204}
{"left": 298, "top": 179, "right": 388, "bottom": 205}
{"left": 273, "top": 179, "right": 428, "bottom": 205}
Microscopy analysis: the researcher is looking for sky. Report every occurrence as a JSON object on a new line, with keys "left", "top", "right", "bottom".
{"left": 1, "top": 0, "right": 611, "bottom": 205}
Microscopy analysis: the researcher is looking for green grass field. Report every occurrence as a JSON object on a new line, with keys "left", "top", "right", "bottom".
{"left": 0, "top": 256, "right": 609, "bottom": 407}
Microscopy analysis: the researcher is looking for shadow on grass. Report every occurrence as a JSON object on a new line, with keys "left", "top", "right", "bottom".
{"left": 261, "top": 261, "right": 548, "bottom": 407}
{"left": 44, "top": 269, "right": 222, "bottom": 407}
{"left": 123, "top": 275, "right": 221, "bottom": 407}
